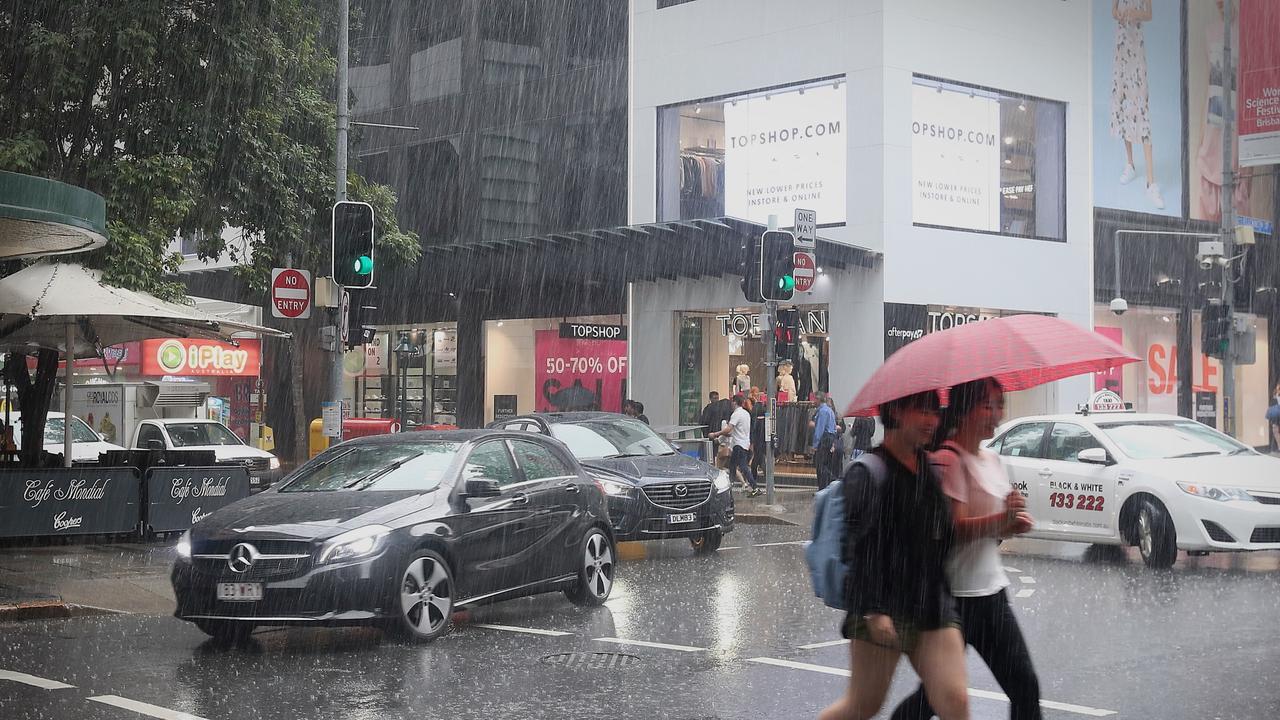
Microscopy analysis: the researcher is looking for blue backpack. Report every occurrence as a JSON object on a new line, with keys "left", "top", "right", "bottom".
{"left": 1267, "top": 404, "right": 1280, "bottom": 424}
{"left": 804, "top": 453, "right": 887, "bottom": 610}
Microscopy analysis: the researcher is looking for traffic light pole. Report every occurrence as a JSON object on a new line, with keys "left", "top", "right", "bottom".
{"left": 763, "top": 300, "right": 777, "bottom": 506}
{"left": 329, "top": 0, "right": 350, "bottom": 438}
{"left": 1220, "top": 0, "right": 1237, "bottom": 439}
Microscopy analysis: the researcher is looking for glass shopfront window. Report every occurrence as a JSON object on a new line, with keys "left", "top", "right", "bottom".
{"left": 911, "top": 75, "right": 1067, "bottom": 241}
{"left": 658, "top": 77, "right": 847, "bottom": 225}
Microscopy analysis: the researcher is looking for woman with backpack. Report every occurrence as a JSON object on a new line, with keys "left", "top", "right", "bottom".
{"left": 889, "top": 377, "right": 1041, "bottom": 720}
{"left": 819, "top": 390, "right": 970, "bottom": 720}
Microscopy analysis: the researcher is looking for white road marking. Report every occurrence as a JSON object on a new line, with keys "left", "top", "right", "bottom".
{"left": 1003, "top": 565, "right": 1023, "bottom": 573}
{"left": 1020, "top": 576, "right": 1037, "bottom": 584}
{"left": 751, "top": 541, "right": 807, "bottom": 548}
{"left": 796, "top": 639, "right": 848, "bottom": 650}
{"left": 718, "top": 546, "right": 744, "bottom": 550}
{"left": 1016, "top": 588, "right": 1037, "bottom": 599}
{"left": 471, "top": 623, "right": 572, "bottom": 637}
{"left": 594, "top": 637, "right": 706, "bottom": 652}
{"left": 89, "top": 695, "right": 208, "bottom": 720}
{"left": 749, "top": 658, "right": 1117, "bottom": 716}
{"left": 0, "top": 670, "right": 74, "bottom": 690}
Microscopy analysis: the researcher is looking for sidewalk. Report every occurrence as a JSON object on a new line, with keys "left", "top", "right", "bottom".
{"left": 732, "top": 484, "right": 817, "bottom": 528}
{"left": 0, "top": 539, "right": 177, "bottom": 619}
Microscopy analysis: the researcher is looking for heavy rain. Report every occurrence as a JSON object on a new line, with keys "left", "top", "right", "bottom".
{"left": 1, "top": 1, "right": 1279, "bottom": 718}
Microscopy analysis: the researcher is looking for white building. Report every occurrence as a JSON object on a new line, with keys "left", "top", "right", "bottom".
{"left": 628, "top": 0, "right": 1094, "bottom": 428}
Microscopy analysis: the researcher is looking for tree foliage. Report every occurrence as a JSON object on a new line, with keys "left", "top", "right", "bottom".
{"left": 0, "top": 0, "right": 419, "bottom": 299}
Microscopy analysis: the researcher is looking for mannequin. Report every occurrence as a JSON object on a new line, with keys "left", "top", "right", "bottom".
{"left": 799, "top": 338, "right": 820, "bottom": 400}
{"left": 776, "top": 360, "right": 797, "bottom": 401}
{"left": 734, "top": 364, "right": 751, "bottom": 396}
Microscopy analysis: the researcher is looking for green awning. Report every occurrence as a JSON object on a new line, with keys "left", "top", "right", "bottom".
{"left": 0, "top": 171, "right": 108, "bottom": 260}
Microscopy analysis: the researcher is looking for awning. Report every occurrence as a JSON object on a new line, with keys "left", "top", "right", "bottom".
{"left": 0, "top": 171, "right": 108, "bottom": 260}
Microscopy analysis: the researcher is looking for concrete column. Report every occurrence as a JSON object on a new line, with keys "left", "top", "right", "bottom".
{"left": 455, "top": 291, "right": 488, "bottom": 428}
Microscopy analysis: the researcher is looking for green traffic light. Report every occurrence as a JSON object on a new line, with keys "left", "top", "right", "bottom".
{"left": 778, "top": 275, "right": 795, "bottom": 292}
{"left": 353, "top": 255, "right": 373, "bottom": 275}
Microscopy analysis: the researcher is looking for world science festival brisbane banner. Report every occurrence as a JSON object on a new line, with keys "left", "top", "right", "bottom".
{"left": 1091, "top": 0, "right": 1183, "bottom": 216}
{"left": 723, "top": 82, "right": 847, "bottom": 225}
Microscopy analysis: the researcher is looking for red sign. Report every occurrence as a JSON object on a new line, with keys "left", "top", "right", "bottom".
{"left": 141, "top": 338, "right": 261, "bottom": 377}
{"left": 793, "top": 251, "right": 816, "bottom": 292}
{"left": 1093, "top": 327, "right": 1125, "bottom": 395}
{"left": 534, "top": 330, "right": 627, "bottom": 413}
{"left": 271, "top": 268, "right": 312, "bottom": 319}
{"left": 1238, "top": 0, "right": 1280, "bottom": 166}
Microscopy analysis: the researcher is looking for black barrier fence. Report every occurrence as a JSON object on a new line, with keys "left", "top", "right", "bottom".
{"left": 0, "top": 468, "right": 142, "bottom": 538}
{"left": 144, "top": 467, "right": 251, "bottom": 534}
{"left": 0, "top": 466, "right": 253, "bottom": 539}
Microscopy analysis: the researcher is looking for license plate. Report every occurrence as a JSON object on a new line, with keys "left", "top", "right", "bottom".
{"left": 668, "top": 513, "right": 696, "bottom": 524}
{"left": 216, "top": 583, "right": 263, "bottom": 602}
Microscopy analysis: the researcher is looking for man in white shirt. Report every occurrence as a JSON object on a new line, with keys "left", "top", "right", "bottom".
{"left": 713, "top": 395, "right": 761, "bottom": 497}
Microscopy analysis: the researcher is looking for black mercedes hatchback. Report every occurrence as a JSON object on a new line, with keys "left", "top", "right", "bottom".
{"left": 489, "top": 413, "right": 734, "bottom": 553}
{"left": 171, "top": 430, "right": 615, "bottom": 643}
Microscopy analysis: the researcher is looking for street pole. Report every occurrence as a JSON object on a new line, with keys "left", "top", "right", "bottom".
{"left": 1220, "top": 0, "right": 1237, "bottom": 439}
{"left": 330, "top": 0, "right": 350, "bottom": 436}
{"left": 763, "top": 216, "right": 778, "bottom": 506}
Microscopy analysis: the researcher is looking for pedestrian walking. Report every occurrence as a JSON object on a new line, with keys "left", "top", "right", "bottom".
{"left": 699, "top": 391, "right": 723, "bottom": 439}
{"left": 712, "top": 394, "right": 760, "bottom": 497}
{"left": 811, "top": 391, "right": 838, "bottom": 489}
{"left": 819, "top": 390, "right": 969, "bottom": 720}
{"left": 890, "top": 378, "right": 1041, "bottom": 720}
{"left": 1268, "top": 383, "right": 1280, "bottom": 452}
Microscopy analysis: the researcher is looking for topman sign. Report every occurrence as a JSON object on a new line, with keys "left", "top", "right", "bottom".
{"left": 717, "top": 310, "right": 828, "bottom": 337}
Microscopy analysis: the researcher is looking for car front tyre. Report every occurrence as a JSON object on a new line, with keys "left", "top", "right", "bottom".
{"left": 1137, "top": 499, "right": 1177, "bottom": 569}
{"left": 565, "top": 529, "right": 615, "bottom": 606}
{"left": 386, "top": 549, "right": 455, "bottom": 642}
{"left": 689, "top": 528, "right": 723, "bottom": 554}
{"left": 193, "top": 619, "right": 255, "bottom": 645}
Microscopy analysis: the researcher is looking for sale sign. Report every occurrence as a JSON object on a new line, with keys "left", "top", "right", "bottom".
{"left": 1093, "top": 327, "right": 1125, "bottom": 395}
{"left": 534, "top": 330, "right": 627, "bottom": 413}
{"left": 141, "top": 338, "right": 261, "bottom": 377}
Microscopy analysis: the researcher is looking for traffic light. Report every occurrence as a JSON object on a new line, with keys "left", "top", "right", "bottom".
{"left": 332, "top": 201, "right": 375, "bottom": 288}
{"left": 1202, "top": 300, "right": 1230, "bottom": 359}
{"left": 739, "top": 233, "right": 763, "bottom": 303}
{"left": 760, "top": 231, "right": 796, "bottom": 301}
{"left": 775, "top": 307, "right": 798, "bottom": 360}
{"left": 345, "top": 289, "right": 377, "bottom": 350}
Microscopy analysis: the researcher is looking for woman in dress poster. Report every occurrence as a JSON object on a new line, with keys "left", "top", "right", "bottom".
{"left": 1110, "top": 0, "right": 1166, "bottom": 209}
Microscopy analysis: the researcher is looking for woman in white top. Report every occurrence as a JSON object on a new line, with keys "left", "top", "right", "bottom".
{"left": 890, "top": 378, "right": 1042, "bottom": 720}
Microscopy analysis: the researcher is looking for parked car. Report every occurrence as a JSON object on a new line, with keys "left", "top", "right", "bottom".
{"left": 989, "top": 404, "right": 1280, "bottom": 568}
{"left": 172, "top": 430, "right": 616, "bottom": 643}
{"left": 132, "top": 418, "right": 280, "bottom": 491}
{"left": 489, "top": 412, "right": 734, "bottom": 553}
{"left": 4, "top": 411, "right": 125, "bottom": 462}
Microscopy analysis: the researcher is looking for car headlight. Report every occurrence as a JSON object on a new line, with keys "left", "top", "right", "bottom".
{"left": 1176, "top": 482, "right": 1256, "bottom": 502}
{"left": 268, "top": 457, "right": 281, "bottom": 470}
{"left": 598, "top": 478, "right": 633, "bottom": 497}
{"left": 175, "top": 531, "right": 191, "bottom": 559}
{"left": 713, "top": 469, "right": 731, "bottom": 492}
{"left": 318, "top": 525, "right": 392, "bottom": 564}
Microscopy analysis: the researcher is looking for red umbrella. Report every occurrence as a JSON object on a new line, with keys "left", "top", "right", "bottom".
{"left": 845, "top": 314, "right": 1139, "bottom": 417}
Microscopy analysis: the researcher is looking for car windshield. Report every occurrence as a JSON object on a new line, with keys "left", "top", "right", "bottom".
{"left": 280, "top": 442, "right": 460, "bottom": 492}
{"left": 164, "top": 423, "right": 245, "bottom": 447}
{"left": 550, "top": 418, "right": 674, "bottom": 460}
{"left": 39, "top": 417, "right": 101, "bottom": 445}
{"left": 1096, "top": 421, "right": 1252, "bottom": 460}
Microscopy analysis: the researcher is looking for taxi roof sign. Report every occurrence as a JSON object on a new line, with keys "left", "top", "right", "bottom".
{"left": 1079, "top": 390, "right": 1133, "bottom": 415}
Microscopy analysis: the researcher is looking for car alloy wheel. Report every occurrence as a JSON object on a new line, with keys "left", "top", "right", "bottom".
{"left": 1136, "top": 500, "right": 1177, "bottom": 570}
{"left": 566, "top": 530, "right": 614, "bottom": 606}
{"left": 392, "top": 549, "right": 454, "bottom": 641}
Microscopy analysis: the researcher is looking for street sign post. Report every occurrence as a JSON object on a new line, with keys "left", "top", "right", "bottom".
{"left": 793, "top": 250, "right": 816, "bottom": 293}
{"left": 794, "top": 208, "right": 817, "bottom": 251}
{"left": 270, "top": 268, "right": 312, "bottom": 319}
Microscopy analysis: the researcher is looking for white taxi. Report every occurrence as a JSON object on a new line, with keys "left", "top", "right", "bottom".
{"left": 988, "top": 391, "right": 1280, "bottom": 568}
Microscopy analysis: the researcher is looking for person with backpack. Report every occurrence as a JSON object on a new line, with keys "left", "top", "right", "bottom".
{"left": 1268, "top": 383, "right": 1280, "bottom": 452}
{"left": 889, "top": 378, "right": 1041, "bottom": 720}
{"left": 818, "top": 390, "right": 970, "bottom": 720}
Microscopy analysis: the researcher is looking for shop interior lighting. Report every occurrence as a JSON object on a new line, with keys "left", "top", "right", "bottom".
{"left": 1018, "top": 102, "right": 1027, "bottom": 112}
{"left": 1004, "top": 136, "right": 1014, "bottom": 145}
{"left": 1161, "top": 315, "right": 1171, "bottom": 323}
{"left": 1004, "top": 158, "right": 1012, "bottom": 165}
{"left": 694, "top": 104, "right": 701, "bottom": 114}
{"left": 496, "top": 320, "right": 504, "bottom": 327}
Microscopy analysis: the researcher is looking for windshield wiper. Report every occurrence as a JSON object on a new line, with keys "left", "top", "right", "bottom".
{"left": 344, "top": 453, "right": 424, "bottom": 490}
{"left": 1169, "top": 451, "right": 1221, "bottom": 459}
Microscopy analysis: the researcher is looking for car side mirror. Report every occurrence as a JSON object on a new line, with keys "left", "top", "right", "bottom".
{"left": 1077, "top": 447, "right": 1111, "bottom": 465}
{"left": 464, "top": 478, "right": 502, "bottom": 498}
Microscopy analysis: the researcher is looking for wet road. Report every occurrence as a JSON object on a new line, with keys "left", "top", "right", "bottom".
{"left": 1, "top": 525, "right": 1278, "bottom": 720}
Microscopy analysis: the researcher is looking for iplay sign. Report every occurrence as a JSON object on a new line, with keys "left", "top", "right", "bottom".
{"left": 271, "top": 268, "right": 312, "bottom": 319}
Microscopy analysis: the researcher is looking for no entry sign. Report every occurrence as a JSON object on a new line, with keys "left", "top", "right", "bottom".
{"left": 271, "top": 268, "right": 312, "bottom": 319}
{"left": 793, "top": 251, "right": 816, "bottom": 293}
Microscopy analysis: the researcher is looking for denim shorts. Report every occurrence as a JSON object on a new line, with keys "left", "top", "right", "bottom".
{"left": 842, "top": 614, "right": 962, "bottom": 654}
